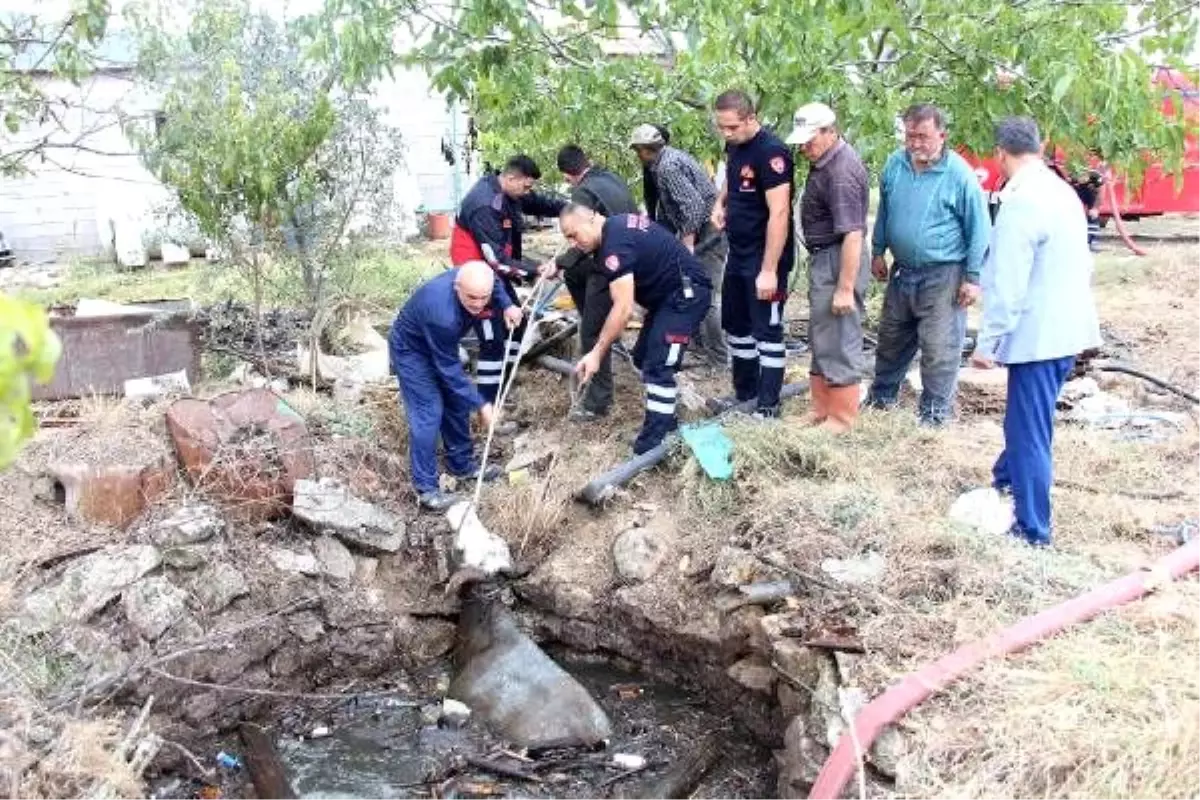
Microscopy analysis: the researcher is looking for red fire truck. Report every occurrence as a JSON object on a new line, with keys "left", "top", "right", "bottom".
{"left": 962, "top": 66, "right": 1199, "bottom": 225}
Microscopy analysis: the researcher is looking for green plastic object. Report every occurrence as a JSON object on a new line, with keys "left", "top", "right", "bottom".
{"left": 680, "top": 421, "right": 734, "bottom": 481}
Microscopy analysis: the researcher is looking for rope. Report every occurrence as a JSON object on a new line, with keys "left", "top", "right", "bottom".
{"left": 453, "top": 275, "right": 559, "bottom": 537}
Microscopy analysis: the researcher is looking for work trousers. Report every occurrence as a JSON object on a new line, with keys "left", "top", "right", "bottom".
{"left": 867, "top": 262, "right": 968, "bottom": 425}
{"left": 693, "top": 230, "right": 730, "bottom": 365}
{"left": 473, "top": 277, "right": 525, "bottom": 403}
{"left": 992, "top": 356, "right": 1076, "bottom": 546}
{"left": 564, "top": 259, "right": 614, "bottom": 414}
{"left": 631, "top": 285, "right": 712, "bottom": 454}
{"left": 722, "top": 265, "right": 789, "bottom": 412}
{"left": 391, "top": 343, "right": 478, "bottom": 495}
{"left": 808, "top": 242, "right": 870, "bottom": 387}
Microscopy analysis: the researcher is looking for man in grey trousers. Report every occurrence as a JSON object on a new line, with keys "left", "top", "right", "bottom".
{"left": 867, "top": 103, "right": 992, "bottom": 425}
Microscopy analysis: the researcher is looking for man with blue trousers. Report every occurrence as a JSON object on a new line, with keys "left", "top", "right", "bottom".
{"left": 970, "top": 116, "right": 1102, "bottom": 546}
{"left": 389, "top": 262, "right": 523, "bottom": 511}
{"left": 867, "top": 103, "right": 992, "bottom": 425}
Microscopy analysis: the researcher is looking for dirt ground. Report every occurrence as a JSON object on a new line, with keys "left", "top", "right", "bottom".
{"left": 1, "top": 216, "right": 1197, "bottom": 798}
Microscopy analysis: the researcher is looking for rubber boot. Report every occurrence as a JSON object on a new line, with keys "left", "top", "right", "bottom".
{"left": 797, "top": 374, "right": 829, "bottom": 426}
{"left": 818, "top": 383, "right": 861, "bottom": 433}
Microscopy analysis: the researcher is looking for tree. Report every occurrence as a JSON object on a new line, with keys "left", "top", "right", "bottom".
{"left": 310, "top": 0, "right": 1198, "bottom": 190}
{"left": 127, "top": 0, "right": 403, "bottom": 362}
{"left": 0, "top": 0, "right": 117, "bottom": 176}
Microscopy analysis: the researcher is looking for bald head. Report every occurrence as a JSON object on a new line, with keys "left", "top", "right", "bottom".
{"left": 455, "top": 261, "right": 495, "bottom": 316}
{"left": 559, "top": 202, "right": 606, "bottom": 253}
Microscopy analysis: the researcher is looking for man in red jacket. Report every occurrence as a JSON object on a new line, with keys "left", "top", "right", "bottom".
{"left": 451, "top": 155, "right": 566, "bottom": 402}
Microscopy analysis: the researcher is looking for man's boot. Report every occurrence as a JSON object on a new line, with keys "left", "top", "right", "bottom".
{"left": 797, "top": 374, "right": 829, "bottom": 426}
{"left": 819, "top": 383, "right": 861, "bottom": 433}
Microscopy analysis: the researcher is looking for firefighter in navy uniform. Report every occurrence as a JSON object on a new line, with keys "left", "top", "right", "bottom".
{"left": 450, "top": 154, "right": 566, "bottom": 401}
{"left": 711, "top": 90, "right": 795, "bottom": 417}
{"left": 552, "top": 204, "right": 712, "bottom": 455}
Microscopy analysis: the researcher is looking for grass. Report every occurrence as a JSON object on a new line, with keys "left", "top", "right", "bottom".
{"left": 12, "top": 245, "right": 443, "bottom": 319}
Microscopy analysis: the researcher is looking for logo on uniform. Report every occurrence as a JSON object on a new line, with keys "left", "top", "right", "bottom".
{"left": 770, "top": 156, "right": 787, "bottom": 174}
{"left": 739, "top": 164, "right": 756, "bottom": 192}
{"left": 605, "top": 254, "right": 620, "bottom": 271}
{"left": 501, "top": 218, "right": 512, "bottom": 229}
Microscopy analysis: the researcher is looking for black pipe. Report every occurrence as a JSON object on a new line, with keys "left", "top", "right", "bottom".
{"left": 578, "top": 380, "right": 811, "bottom": 506}
{"left": 1096, "top": 362, "right": 1200, "bottom": 405}
{"left": 534, "top": 354, "right": 574, "bottom": 377}
{"left": 521, "top": 320, "right": 579, "bottom": 364}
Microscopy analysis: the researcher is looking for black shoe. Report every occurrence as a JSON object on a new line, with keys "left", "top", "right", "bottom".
{"left": 419, "top": 490, "right": 460, "bottom": 511}
{"left": 452, "top": 464, "right": 504, "bottom": 483}
{"left": 569, "top": 406, "right": 607, "bottom": 422}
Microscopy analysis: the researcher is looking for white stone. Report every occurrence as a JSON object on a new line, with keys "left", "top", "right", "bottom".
{"left": 20, "top": 546, "right": 162, "bottom": 634}
{"left": 948, "top": 487, "right": 1015, "bottom": 537}
{"left": 314, "top": 536, "right": 355, "bottom": 583}
{"left": 149, "top": 504, "right": 223, "bottom": 546}
{"left": 269, "top": 548, "right": 319, "bottom": 576}
{"left": 122, "top": 576, "right": 188, "bottom": 640}
{"left": 612, "top": 527, "right": 668, "bottom": 583}
{"left": 293, "top": 478, "right": 405, "bottom": 554}
{"left": 161, "top": 242, "right": 190, "bottom": 265}
{"left": 819, "top": 551, "right": 886, "bottom": 586}
{"left": 125, "top": 369, "right": 192, "bottom": 400}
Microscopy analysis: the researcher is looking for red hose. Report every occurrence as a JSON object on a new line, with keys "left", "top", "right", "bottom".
{"left": 808, "top": 538, "right": 1200, "bottom": 799}
{"left": 1106, "top": 178, "right": 1149, "bottom": 256}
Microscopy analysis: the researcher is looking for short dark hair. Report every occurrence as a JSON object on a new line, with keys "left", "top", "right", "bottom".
{"left": 504, "top": 154, "right": 542, "bottom": 180}
{"left": 994, "top": 116, "right": 1041, "bottom": 156}
{"left": 556, "top": 145, "right": 589, "bottom": 176}
{"left": 902, "top": 103, "right": 945, "bottom": 131}
{"left": 714, "top": 89, "right": 756, "bottom": 118}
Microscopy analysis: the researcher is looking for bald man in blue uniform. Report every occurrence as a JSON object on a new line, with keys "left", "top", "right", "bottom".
{"left": 549, "top": 205, "right": 712, "bottom": 454}
{"left": 388, "top": 262, "right": 522, "bottom": 510}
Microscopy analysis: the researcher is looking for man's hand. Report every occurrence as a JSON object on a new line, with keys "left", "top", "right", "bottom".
{"left": 574, "top": 349, "right": 602, "bottom": 384}
{"left": 831, "top": 286, "right": 855, "bottom": 316}
{"left": 478, "top": 403, "right": 496, "bottom": 430}
{"left": 969, "top": 351, "right": 995, "bottom": 369}
{"left": 871, "top": 255, "right": 889, "bottom": 281}
{"left": 957, "top": 281, "right": 981, "bottom": 307}
{"left": 755, "top": 270, "right": 777, "bottom": 301}
{"left": 711, "top": 204, "right": 725, "bottom": 230}
{"left": 537, "top": 260, "right": 560, "bottom": 280}
{"left": 503, "top": 306, "right": 523, "bottom": 331}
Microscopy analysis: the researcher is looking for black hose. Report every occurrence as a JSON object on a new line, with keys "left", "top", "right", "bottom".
{"left": 1096, "top": 362, "right": 1200, "bottom": 405}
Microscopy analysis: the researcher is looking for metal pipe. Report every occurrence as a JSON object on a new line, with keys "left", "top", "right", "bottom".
{"left": 577, "top": 380, "right": 811, "bottom": 506}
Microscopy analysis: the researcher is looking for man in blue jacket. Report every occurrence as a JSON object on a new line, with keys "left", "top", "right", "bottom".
{"left": 867, "top": 103, "right": 991, "bottom": 426}
{"left": 970, "top": 117, "right": 1102, "bottom": 546}
{"left": 389, "top": 262, "right": 523, "bottom": 511}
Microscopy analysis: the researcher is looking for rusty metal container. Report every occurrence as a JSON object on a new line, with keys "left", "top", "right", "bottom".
{"left": 33, "top": 309, "right": 202, "bottom": 400}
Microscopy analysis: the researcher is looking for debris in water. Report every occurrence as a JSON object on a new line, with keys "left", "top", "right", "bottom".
{"left": 612, "top": 683, "right": 643, "bottom": 701}
{"left": 441, "top": 699, "right": 472, "bottom": 728}
{"left": 215, "top": 751, "right": 242, "bottom": 770}
{"left": 612, "top": 753, "right": 646, "bottom": 770}
{"left": 309, "top": 726, "right": 332, "bottom": 739}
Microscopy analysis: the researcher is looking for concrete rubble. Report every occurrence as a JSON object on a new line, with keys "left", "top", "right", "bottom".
{"left": 47, "top": 456, "right": 175, "bottom": 529}
{"left": 20, "top": 545, "right": 162, "bottom": 634}
{"left": 166, "top": 388, "right": 315, "bottom": 522}
{"left": 269, "top": 548, "right": 320, "bottom": 576}
{"left": 122, "top": 575, "right": 190, "bottom": 640}
{"left": 191, "top": 563, "right": 249, "bottom": 614}
{"left": 146, "top": 503, "right": 225, "bottom": 547}
{"left": 292, "top": 478, "right": 405, "bottom": 554}
{"left": 313, "top": 535, "right": 356, "bottom": 583}
{"left": 612, "top": 526, "right": 669, "bottom": 583}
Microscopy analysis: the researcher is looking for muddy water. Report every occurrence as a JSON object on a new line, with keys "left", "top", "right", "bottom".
{"left": 275, "top": 650, "right": 772, "bottom": 799}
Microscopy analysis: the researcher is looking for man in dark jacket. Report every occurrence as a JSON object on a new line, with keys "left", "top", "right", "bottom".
{"left": 450, "top": 154, "right": 566, "bottom": 402}
{"left": 548, "top": 144, "right": 638, "bottom": 420}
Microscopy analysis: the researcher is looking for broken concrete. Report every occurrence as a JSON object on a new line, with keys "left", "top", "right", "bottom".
{"left": 48, "top": 458, "right": 174, "bottom": 529}
{"left": 124, "top": 369, "right": 191, "bottom": 401}
{"left": 166, "top": 389, "right": 315, "bottom": 522}
{"left": 269, "top": 548, "right": 320, "bottom": 576}
{"left": 726, "top": 655, "right": 777, "bottom": 695}
{"left": 147, "top": 503, "right": 224, "bottom": 546}
{"left": 192, "top": 563, "right": 249, "bottom": 614}
{"left": 122, "top": 576, "right": 189, "bottom": 640}
{"left": 711, "top": 546, "right": 779, "bottom": 588}
{"left": 292, "top": 478, "right": 404, "bottom": 554}
{"left": 819, "top": 552, "right": 886, "bottom": 587}
{"left": 612, "top": 527, "right": 668, "bottom": 583}
{"left": 776, "top": 715, "right": 827, "bottom": 799}
{"left": 313, "top": 536, "right": 355, "bottom": 583}
{"left": 161, "top": 547, "right": 207, "bottom": 571}
{"left": 20, "top": 546, "right": 162, "bottom": 634}
{"left": 451, "top": 588, "right": 611, "bottom": 749}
